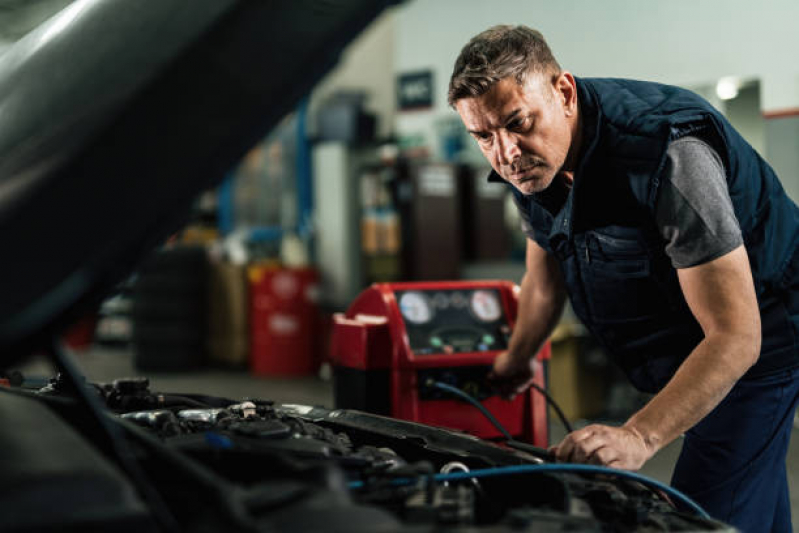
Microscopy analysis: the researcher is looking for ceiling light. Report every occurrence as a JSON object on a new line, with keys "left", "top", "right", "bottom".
{"left": 716, "top": 77, "right": 740, "bottom": 100}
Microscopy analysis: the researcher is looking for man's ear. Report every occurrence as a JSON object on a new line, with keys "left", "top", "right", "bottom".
{"left": 555, "top": 72, "right": 577, "bottom": 116}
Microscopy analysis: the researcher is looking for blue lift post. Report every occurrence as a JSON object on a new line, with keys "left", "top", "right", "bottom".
{"left": 295, "top": 99, "right": 314, "bottom": 241}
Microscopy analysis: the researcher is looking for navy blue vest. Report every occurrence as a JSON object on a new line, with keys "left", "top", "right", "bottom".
{"left": 501, "top": 78, "right": 799, "bottom": 392}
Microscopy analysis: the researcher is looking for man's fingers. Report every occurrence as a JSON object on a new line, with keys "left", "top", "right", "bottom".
{"left": 488, "top": 370, "right": 534, "bottom": 400}
{"left": 570, "top": 434, "right": 606, "bottom": 463}
{"left": 587, "top": 445, "right": 616, "bottom": 466}
{"left": 551, "top": 425, "right": 653, "bottom": 470}
{"left": 495, "top": 382, "right": 519, "bottom": 401}
{"left": 513, "top": 377, "right": 535, "bottom": 396}
{"left": 553, "top": 426, "right": 609, "bottom": 463}
{"left": 553, "top": 429, "right": 588, "bottom": 462}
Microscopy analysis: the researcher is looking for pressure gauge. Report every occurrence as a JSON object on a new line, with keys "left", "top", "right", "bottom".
{"left": 470, "top": 290, "right": 502, "bottom": 322}
{"left": 399, "top": 291, "right": 433, "bottom": 324}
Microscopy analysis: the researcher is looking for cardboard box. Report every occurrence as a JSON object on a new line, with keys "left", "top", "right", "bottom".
{"left": 206, "top": 261, "right": 249, "bottom": 367}
{"left": 547, "top": 331, "right": 607, "bottom": 422}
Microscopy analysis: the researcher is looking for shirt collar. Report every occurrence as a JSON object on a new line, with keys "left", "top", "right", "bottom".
{"left": 486, "top": 169, "right": 505, "bottom": 183}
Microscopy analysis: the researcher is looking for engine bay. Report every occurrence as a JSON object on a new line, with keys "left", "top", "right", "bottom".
{"left": 0, "top": 374, "right": 731, "bottom": 532}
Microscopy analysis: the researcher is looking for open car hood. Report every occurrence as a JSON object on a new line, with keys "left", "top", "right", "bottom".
{"left": 0, "top": 0, "right": 395, "bottom": 362}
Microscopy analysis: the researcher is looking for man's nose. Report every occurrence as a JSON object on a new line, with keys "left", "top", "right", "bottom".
{"left": 496, "top": 131, "right": 520, "bottom": 165}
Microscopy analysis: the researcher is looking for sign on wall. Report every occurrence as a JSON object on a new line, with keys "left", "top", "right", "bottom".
{"left": 397, "top": 70, "right": 433, "bottom": 111}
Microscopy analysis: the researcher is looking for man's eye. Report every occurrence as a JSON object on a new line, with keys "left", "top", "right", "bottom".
{"left": 474, "top": 133, "right": 491, "bottom": 143}
{"left": 509, "top": 117, "right": 531, "bottom": 131}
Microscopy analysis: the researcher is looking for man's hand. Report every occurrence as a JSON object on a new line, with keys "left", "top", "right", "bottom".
{"left": 549, "top": 424, "right": 656, "bottom": 471}
{"left": 488, "top": 351, "right": 541, "bottom": 400}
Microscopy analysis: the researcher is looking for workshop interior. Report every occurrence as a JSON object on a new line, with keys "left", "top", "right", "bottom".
{"left": 0, "top": 0, "right": 796, "bottom": 531}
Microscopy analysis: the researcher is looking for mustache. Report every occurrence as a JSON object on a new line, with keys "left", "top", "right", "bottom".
{"left": 507, "top": 157, "right": 547, "bottom": 173}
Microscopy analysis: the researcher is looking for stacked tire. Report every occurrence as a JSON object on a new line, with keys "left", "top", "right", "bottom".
{"left": 131, "top": 246, "right": 208, "bottom": 371}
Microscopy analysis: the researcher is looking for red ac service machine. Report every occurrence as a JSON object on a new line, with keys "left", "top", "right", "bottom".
{"left": 330, "top": 281, "right": 551, "bottom": 447}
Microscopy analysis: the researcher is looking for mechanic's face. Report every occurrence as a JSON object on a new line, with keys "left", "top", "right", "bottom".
{"left": 456, "top": 72, "right": 580, "bottom": 195}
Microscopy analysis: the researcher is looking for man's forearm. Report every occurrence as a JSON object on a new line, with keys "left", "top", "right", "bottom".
{"left": 623, "top": 332, "right": 759, "bottom": 455}
{"left": 507, "top": 271, "right": 566, "bottom": 361}
{"left": 552, "top": 247, "right": 762, "bottom": 470}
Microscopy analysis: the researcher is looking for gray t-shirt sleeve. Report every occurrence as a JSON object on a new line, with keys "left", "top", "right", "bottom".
{"left": 655, "top": 136, "right": 744, "bottom": 269}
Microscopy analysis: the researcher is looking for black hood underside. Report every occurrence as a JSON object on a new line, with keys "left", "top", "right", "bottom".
{"left": 0, "top": 0, "right": 395, "bottom": 362}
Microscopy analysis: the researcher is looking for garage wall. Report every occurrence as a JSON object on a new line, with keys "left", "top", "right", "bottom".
{"left": 309, "top": 8, "right": 397, "bottom": 139}
{"left": 396, "top": 0, "right": 799, "bottom": 112}
{"left": 766, "top": 114, "right": 799, "bottom": 202}
{"left": 394, "top": 0, "right": 799, "bottom": 198}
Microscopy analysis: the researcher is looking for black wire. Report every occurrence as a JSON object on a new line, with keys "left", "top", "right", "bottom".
{"left": 504, "top": 439, "right": 554, "bottom": 461}
{"left": 159, "top": 394, "right": 213, "bottom": 408}
{"left": 426, "top": 380, "right": 553, "bottom": 460}
{"left": 426, "top": 378, "right": 572, "bottom": 462}
{"left": 529, "top": 382, "right": 574, "bottom": 434}
{"left": 427, "top": 379, "right": 555, "bottom": 461}
{"left": 426, "top": 380, "right": 514, "bottom": 440}
{"left": 49, "top": 339, "right": 181, "bottom": 532}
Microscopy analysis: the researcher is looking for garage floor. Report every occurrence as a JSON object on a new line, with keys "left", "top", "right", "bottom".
{"left": 14, "top": 345, "right": 799, "bottom": 528}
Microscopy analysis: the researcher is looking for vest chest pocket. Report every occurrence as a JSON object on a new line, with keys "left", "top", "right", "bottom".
{"left": 578, "top": 229, "right": 667, "bottom": 324}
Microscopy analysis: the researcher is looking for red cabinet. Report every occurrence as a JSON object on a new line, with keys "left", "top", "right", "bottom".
{"left": 248, "top": 265, "right": 320, "bottom": 376}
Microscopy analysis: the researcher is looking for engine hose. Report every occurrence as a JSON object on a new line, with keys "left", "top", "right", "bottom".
{"left": 528, "top": 381, "right": 574, "bottom": 433}
{"left": 349, "top": 463, "right": 710, "bottom": 519}
{"left": 426, "top": 376, "right": 573, "bottom": 436}
{"left": 426, "top": 380, "right": 514, "bottom": 440}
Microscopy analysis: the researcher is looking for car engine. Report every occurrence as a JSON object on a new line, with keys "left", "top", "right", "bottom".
{"left": 0, "top": 375, "right": 729, "bottom": 532}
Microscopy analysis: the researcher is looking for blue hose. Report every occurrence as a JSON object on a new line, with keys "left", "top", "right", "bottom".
{"left": 349, "top": 463, "right": 710, "bottom": 519}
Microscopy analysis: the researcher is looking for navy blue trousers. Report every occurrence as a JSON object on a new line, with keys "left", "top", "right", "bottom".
{"left": 671, "top": 368, "right": 799, "bottom": 532}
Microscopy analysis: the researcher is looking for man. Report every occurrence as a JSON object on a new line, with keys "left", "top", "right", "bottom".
{"left": 449, "top": 25, "right": 799, "bottom": 530}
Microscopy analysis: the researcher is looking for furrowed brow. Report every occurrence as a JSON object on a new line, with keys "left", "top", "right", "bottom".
{"left": 467, "top": 108, "right": 523, "bottom": 136}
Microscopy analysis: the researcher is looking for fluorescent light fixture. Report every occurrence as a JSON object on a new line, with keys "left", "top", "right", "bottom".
{"left": 716, "top": 77, "right": 740, "bottom": 100}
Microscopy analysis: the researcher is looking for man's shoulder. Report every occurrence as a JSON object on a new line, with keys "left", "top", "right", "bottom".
{"left": 579, "top": 77, "right": 685, "bottom": 95}
{"left": 579, "top": 77, "right": 714, "bottom": 141}
{"left": 580, "top": 77, "right": 706, "bottom": 113}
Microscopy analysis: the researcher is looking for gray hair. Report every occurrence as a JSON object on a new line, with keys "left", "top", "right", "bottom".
{"left": 448, "top": 25, "right": 561, "bottom": 107}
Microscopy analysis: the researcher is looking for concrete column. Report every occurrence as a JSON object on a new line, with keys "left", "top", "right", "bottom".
{"left": 312, "top": 142, "right": 364, "bottom": 309}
